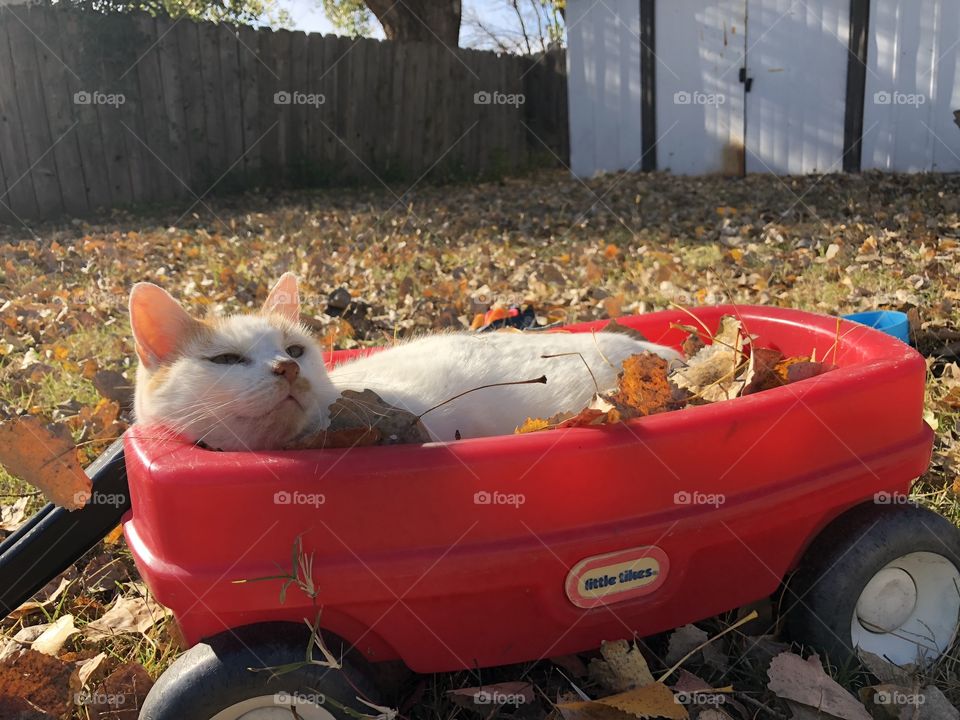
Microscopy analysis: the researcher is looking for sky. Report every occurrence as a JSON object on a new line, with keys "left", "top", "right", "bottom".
{"left": 269, "top": 0, "right": 542, "bottom": 50}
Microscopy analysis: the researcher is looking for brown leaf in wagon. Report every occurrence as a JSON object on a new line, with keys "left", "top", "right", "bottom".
{"left": 515, "top": 315, "right": 838, "bottom": 436}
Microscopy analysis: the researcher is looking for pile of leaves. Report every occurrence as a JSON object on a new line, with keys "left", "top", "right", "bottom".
{"left": 516, "top": 316, "right": 836, "bottom": 434}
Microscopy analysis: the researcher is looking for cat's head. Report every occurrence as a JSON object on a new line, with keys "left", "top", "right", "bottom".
{"left": 130, "top": 273, "right": 335, "bottom": 450}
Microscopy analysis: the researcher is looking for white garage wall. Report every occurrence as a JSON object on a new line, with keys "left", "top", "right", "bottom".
{"left": 655, "top": 0, "right": 747, "bottom": 174}
{"left": 862, "top": 0, "right": 960, "bottom": 172}
{"left": 566, "top": 0, "right": 643, "bottom": 177}
{"left": 744, "top": 0, "right": 851, "bottom": 174}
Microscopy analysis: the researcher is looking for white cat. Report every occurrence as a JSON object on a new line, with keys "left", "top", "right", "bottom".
{"left": 130, "top": 274, "right": 682, "bottom": 450}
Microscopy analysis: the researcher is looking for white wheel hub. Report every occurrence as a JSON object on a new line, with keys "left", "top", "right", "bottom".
{"left": 851, "top": 552, "right": 960, "bottom": 665}
{"left": 208, "top": 693, "right": 336, "bottom": 720}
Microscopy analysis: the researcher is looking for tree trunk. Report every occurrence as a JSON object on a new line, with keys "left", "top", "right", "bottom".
{"left": 365, "top": 0, "right": 461, "bottom": 45}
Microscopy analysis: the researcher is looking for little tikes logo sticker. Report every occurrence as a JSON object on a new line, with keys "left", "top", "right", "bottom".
{"left": 565, "top": 546, "right": 669, "bottom": 608}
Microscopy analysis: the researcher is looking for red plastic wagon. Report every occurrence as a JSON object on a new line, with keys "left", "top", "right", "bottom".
{"left": 113, "top": 305, "right": 954, "bottom": 719}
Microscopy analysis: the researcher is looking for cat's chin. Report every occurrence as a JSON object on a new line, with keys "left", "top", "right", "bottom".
{"left": 187, "top": 399, "right": 313, "bottom": 451}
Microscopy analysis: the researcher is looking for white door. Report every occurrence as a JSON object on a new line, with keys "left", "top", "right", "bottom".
{"left": 566, "top": 1, "right": 644, "bottom": 177}
{"left": 744, "top": 0, "right": 852, "bottom": 174}
{"left": 862, "top": 0, "right": 960, "bottom": 172}
{"left": 656, "top": 0, "right": 747, "bottom": 174}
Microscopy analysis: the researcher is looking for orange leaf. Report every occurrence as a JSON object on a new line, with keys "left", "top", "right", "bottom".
{"left": 516, "top": 417, "right": 550, "bottom": 434}
{"left": 0, "top": 417, "right": 91, "bottom": 510}
{"left": 773, "top": 356, "right": 810, "bottom": 383}
{"left": 609, "top": 353, "right": 673, "bottom": 418}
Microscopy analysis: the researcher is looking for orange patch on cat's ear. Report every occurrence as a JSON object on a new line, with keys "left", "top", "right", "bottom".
{"left": 262, "top": 272, "right": 300, "bottom": 323}
{"left": 129, "top": 282, "right": 203, "bottom": 370}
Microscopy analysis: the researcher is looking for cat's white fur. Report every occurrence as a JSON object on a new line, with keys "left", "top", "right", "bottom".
{"left": 131, "top": 274, "right": 682, "bottom": 449}
{"left": 324, "top": 331, "right": 681, "bottom": 441}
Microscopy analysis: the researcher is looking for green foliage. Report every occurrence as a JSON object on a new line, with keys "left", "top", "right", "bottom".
{"left": 320, "top": 0, "right": 372, "bottom": 36}
{"left": 51, "top": 0, "right": 290, "bottom": 27}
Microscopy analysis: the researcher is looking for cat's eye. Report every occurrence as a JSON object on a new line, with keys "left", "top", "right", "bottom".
{"left": 208, "top": 353, "right": 245, "bottom": 365}
{"left": 286, "top": 344, "right": 305, "bottom": 358}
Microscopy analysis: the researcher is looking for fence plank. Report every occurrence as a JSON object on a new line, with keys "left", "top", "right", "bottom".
{"left": 198, "top": 21, "right": 226, "bottom": 189}
{"left": 174, "top": 20, "right": 207, "bottom": 190}
{"left": 237, "top": 25, "right": 261, "bottom": 182}
{"left": 0, "top": 8, "right": 40, "bottom": 218}
{"left": 105, "top": 13, "right": 148, "bottom": 203}
{"left": 133, "top": 14, "right": 178, "bottom": 201}
{"left": 272, "top": 30, "right": 291, "bottom": 184}
{"left": 218, "top": 23, "right": 245, "bottom": 191}
{"left": 5, "top": 6, "right": 64, "bottom": 215}
{"left": 256, "top": 28, "right": 280, "bottom": 188}
{"left": 305, "top": 31, "right": 325, "bottom": 180}
{"left": 155, "top": 15, "right": 191, "bottom": 198}
{"left": 54, "top": 7, "right": 112, "bottom": 213}
{"left": 29, "top": 6, "right": 88, "bottom": 215}
{"left": 287, "top": 31, "right": 308, "bottom": 184}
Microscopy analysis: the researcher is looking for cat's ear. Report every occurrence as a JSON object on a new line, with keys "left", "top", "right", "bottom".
{"left": 129, "top": 283, "right": 200, "bottom": 370}
{"left": 262, "top": 272, "right": 300, "bottom": 323}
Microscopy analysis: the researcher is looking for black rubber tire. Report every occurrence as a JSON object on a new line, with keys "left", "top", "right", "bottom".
{"left": 784, "top": 502, "right": 960, "bottom": 665}
{"left": 140, "top": 623, "right": 378, "bottom": 720}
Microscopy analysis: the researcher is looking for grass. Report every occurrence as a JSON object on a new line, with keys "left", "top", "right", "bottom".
{"left": 0, "top": 168, "right": 959, "bottom": 716}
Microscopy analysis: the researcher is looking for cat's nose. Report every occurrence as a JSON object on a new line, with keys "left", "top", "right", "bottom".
{"left": 272, "top": 359, "right": 300, "bottom": 382}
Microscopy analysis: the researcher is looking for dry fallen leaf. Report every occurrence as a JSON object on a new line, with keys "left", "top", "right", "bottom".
{"left": 767, "top": 652, "right": 871, "bottom": 720}
{"left": 785, "top": 361, "right": 838, "bottom": 383}
{"left": 588, "top": 640, "right": 655, "bottom": 693}
{"left": 557, "top": 683, "right": 688, "bottom": 720}
{"left": 328, "top": 389, "right": 431, "bottom": 444}
{"left": 0, "top": 649, "right": 76, "bottom": 718}
{"left": 91, "top": 370, "right": 134, "bottom": 412}
{"left": 30, "top": 615, "right": 78, "bottom": 657}
{"left": 740, "top": 347, "right": 784, "bottom": 395}
{"left": 0, "top": 417, "right": 91, "bottom": 510}
{"left": 515, "top": 417, "right": 551, "bottom": 434}
{"left": 671, "top": 316, "right": 746, "bottom": 402}
{"left": 76, "top": 652, "right": 110, "bottom": 690}
{"left": 83, "top": 593, "right": 170, "bottom": 641}
{"left": 86, "top": 662, "right": 153, "bottom": 720}
{"left": 0, "top": 496, "right": 29, "bottom": 532}
{"left": 665, "top": 625, "right": 709, "bottom": 666}
{"left": 608, "top": 352, "right": 673, "bottom": 418}
{"left": 856, "top": 650, "right": 915, "bottom": 686}
{"left": 602, "top": 318, "right": 649, "bottom": 342}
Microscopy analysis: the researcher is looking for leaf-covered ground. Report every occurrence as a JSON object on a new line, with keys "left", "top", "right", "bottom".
{"left": 1, "top": 168, "right": 959, "bottom": 717}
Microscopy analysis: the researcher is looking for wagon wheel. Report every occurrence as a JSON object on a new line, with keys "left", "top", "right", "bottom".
{"left": 785, "top": 503, "right": 960, "bottom": 666}
{"left": 139, "top": 622, "right": 378, "bottom": 720}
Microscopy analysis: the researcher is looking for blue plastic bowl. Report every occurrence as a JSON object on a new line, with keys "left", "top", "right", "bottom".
{"left": 841, "top": 310, "right": 911, "bottom": 343}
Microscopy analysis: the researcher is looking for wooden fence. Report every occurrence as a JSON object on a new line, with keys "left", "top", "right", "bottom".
{"left": 0, "top": 5, "right": 568, "bottom": 222}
